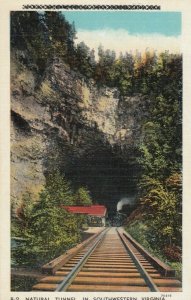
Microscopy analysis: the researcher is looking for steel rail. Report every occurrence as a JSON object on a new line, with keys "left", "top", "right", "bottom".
{"left": 116, "top": 228, "right": 159, "bottom": 292}
{"left": 55, "top": 228, "right": 109, "bottom": 292}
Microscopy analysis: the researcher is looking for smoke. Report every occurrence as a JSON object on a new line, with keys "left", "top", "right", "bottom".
{"left": 117, "top": 197, "right": 136, "bottom": 211}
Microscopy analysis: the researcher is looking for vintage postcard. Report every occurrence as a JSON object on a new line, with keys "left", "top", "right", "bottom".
{"left": 0, "top": 0, "right": 191, "bottom": 300}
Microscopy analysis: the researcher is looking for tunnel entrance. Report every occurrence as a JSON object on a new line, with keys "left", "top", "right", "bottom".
{"left": 61, "top": 127, "right": 140, "bottom": 215}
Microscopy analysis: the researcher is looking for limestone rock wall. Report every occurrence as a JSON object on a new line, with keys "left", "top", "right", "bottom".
{"left": 11, "top": 55, "right": 146, "bottom": 209}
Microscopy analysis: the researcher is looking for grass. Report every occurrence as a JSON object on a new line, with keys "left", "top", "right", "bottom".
{"left": 125, "top": 220, "right": 182, "bottom": 280}
{"left": 11, "top": 276, "right": 38, "bottom": 291}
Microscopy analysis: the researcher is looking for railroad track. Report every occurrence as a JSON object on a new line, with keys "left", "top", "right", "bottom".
{"left": 33, "top": 227, "right": 181, "bottom": 292}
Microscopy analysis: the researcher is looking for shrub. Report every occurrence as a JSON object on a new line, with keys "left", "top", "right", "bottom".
{"left": 74, "top": 187, "right": 92, "bottom": 206}
{"left": 11, "top": 172, "right": 83, "bottom": 267}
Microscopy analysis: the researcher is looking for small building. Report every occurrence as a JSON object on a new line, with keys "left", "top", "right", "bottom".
{"left": 62, "top": 205, "right": 107, "bottom": 227}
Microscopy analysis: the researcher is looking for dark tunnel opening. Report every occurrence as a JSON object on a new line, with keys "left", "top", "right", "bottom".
{"left": 64, "top": 137, "right": 139, "bottom": 215}
{"left": 45, "top": 126, "right": 140, "bottom": 216}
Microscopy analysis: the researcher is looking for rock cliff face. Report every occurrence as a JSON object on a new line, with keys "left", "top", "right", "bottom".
{"left": 11, "top": 54, "right": 147, "bottom": 211}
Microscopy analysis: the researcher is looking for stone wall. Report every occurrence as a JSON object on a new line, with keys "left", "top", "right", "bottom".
{"left": 11, "top": 55, "right": 147, "bottom": 210}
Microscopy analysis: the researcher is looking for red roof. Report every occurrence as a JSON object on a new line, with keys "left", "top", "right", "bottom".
{"left": 62, "top": 205, "right": 107, "bottom": 217}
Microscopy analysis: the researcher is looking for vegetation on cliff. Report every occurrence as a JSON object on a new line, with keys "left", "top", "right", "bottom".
{"left": 11, "top": 12, "right": 181, "bottom": 95}
{"left": 11, "top": 11, "right": 182, "bottom": 266}
{"left": 130, "top": 52, "right": 182, "bottom": 261}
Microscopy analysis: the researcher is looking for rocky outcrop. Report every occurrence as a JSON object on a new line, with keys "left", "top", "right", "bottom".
{"left": 11, "top": 54, "right": 147, "bottom": 210}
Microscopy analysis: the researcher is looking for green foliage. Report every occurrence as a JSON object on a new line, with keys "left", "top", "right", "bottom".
{"left": 94, "top": 46, "right": 116, "bottom": 86}
{"left": 42, "top": 170, "right": 74, "bottom": 206}
{"left": 125, "top": 221, "right": 151, "bottom": 252}
{"left": 12, "top": 203, "right": 80, "bottom": 266}
{"left": 11, "top": 172, "right": 89, "bottom": 267}
{"left": 138, "top": 173, "right": 182, "bottom": 249}
{"left": 11, "top": 276, "right": 38, "bottom": 291}
{"left": 11, "top": 11, "right": 76, "bottom": 74}
{"left": 138, "top": 175, "right": 163, "bottom": 196}
{"left": 44, "top": 12, "right": 76, "bottom": 63}
{"left": 74, "top": 187, "right": 92, "bottom": 206}
{"left": 170, "top": 262, "right": 182, "bottom": 279}
{"left": 76, "top": 214, "right": 89, "bottom": 231}
{"left": 125, "top": 221, "right": 182, "bottom": 278}
{"left": 131, "top": 50, "right": 182, "bottom": 259}
{"left": 134, "top": 52, "right": 182, "bottom": 256}
{"left": 74, "top": 42, "right": 96, "bottom": 78}
{"left": 11, "top": 12, "right": 182, "bottom": 267}
{"left": 137, "top": 95, "right": 181, "bottom": 179}
{"left": 165, "top": 172, "right": 182, "bottom": 196}
{"left": 11, "top": 12, "right": 182, "bottom": 108}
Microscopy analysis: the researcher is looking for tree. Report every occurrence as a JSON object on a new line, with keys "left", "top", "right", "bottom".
{"left": 74, "top": 187, "right": 92, "bottom": 206}
{"left": 44, "top": 12, "right": 76, "bottom": 62}
{"left": 11, "top": 12, "right": 77, "bottom": 74}
{"left": 11, "top": 171, "right": 96, "bottom": 266}
{"left": 113, "top": 52, "right": 135, "bottom": 95}
{"left": 94, "top": 45, "right": 116, "bottom": 86}
{"left": 74, "top": 42, "right": 95, "bottom": 78}
{"left": 11, "top": 11, "right": 49, "bottom": 72}
{"left": 11, "top": 172, "right": 81, "bottom": 267}
{"left": 137, "top": 121, "right": 170, "bottom": 179}
{"left": 42, "top": 170, "right": 74, "bottom": 206}
{"left": 138, "top": 174, "right": 181, "bottom": 249}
